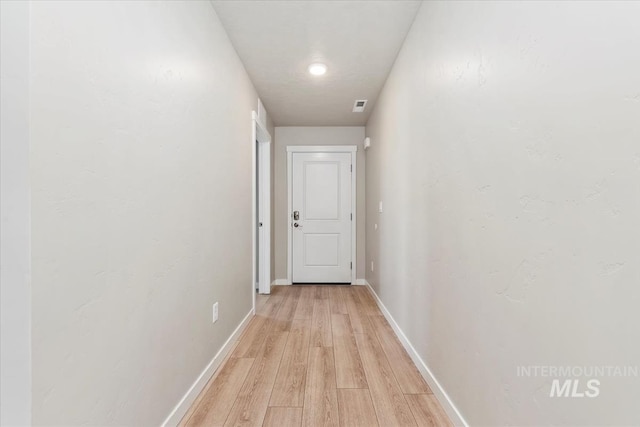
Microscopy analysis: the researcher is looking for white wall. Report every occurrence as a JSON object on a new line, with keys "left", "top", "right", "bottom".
{"left": 0, "top": 1, "right": 32, "bottom": 424}
{"left": 274, "top": 127, "right": 366, "bottom": 280}
{"left": 366, "top": 1, "right": 640, "bottom": 425}
{"left": 28, "top": 1, "right": 260, "bottom": 425}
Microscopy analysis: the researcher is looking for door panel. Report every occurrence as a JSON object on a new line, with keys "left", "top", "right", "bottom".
{"left": 304, "top": 234, "right": 340, "bottom": 266}
{"left": 304, "top": 162, "right": 340, "bottom": 220}
{"left": 293, "top": 152, "right": 352, "bottom": 283}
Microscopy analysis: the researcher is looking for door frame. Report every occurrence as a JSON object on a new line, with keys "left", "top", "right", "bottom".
{"left": 286, "top": 145, "right": 357, "bottom": 285}
{"left": 252, "top": 111, "right": 271, "bottom": 303}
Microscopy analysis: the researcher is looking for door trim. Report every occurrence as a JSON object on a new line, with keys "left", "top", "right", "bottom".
{"left": 252, "top": 111, "right": 271, "bottom": 301}
{"left": 286, "top": 145, "right": 357, "bottom": 285}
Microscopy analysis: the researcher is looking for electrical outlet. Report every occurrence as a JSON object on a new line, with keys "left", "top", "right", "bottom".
{"left": 378, "top": 201, "right": 383, "bottom": 213}
{"left": 213, "top": 302, "right": 219, "bottom": 323}
{"left": 371, "top": 261, "right": 374, "bottom": 272}
{"left": 374, "top": 223, "right": 378, "bottom": 230}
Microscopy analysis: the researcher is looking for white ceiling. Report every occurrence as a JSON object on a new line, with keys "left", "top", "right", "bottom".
{"left": 211, "top": 1, "right": 422, "bottom": 126}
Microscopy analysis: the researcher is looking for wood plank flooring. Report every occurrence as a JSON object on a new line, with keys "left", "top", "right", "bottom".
{"left": 180, "top": 286, "right": 453, "bottom": 427}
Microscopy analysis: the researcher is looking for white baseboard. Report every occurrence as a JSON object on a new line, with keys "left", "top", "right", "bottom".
{"left": 275, "top": 279, "right": 367, "bottom": 286}
{"left": 162, "top": 309, "right": 254, "bottom": 427}
{"left": 363, "top": 282, "right": 468, "bottom": 427}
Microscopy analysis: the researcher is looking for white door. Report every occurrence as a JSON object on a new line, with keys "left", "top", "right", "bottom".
{"left": 292, "top": 152, "right": 352, "bottom": 283}
{"left": 257, "top": 139, "right": 270, "bottom": 294}
{"left": 253, "top": 111, "right": 271, "bottom": 295}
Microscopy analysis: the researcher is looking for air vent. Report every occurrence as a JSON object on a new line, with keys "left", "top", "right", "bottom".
{"left": 352, "top": 99, "right": 368, "bottom": 113}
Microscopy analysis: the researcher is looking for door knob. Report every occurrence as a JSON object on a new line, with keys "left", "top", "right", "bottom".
{"left": 294, "top": 223, "right": 302, "bottom": 228}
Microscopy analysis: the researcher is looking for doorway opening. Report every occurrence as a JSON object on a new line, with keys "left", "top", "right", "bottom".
{"left": 252, "top": 111, "right": 271, "bottom": 306}
{"left": 286, "top": 145, "right": 357, "bottom": 285}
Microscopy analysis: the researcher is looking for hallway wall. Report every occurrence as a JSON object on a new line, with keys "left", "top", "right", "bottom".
{"left": 273, "top": 127, "right": 366, "bottom": 281}
{"left": 28, "top": 2, "right": 262, "bottom": 425}
{"left": 0, "top": 1, "right": 31, "bottom": 424}
{"left": 365, "top": 1, "right": 640, "bottom": 425}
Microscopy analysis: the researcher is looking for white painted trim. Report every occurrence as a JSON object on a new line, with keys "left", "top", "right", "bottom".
{"left": 354, "top": 278, "right": 368, "bottom": 285}
{"left": 162, "top": 309, "right": 254, "bottom": 427}
{"left": 258, "top": 133, "right": 271, "bottom": 295}
{"left": 287, "top": 146, "right": 358, "bottom": 285}
{"left": 251, "top": 113, "right": 257, "bottom": 309}
{"left": 363, "top": 283, "right": 469, "bottom": 427}
{"left": 349, "top": 150, "right": 357, "bottom": 285}
{"left": 287, "top": 150, "right": 293, "bottom": 285}
{"left": 273, "top": 279, "right": 292, "bottom": 286}
{"left": 252, "top": 110, "right": 272, "bottom": 298}
{"left": 286, "top": 145, "right": 357, "bottom": 153}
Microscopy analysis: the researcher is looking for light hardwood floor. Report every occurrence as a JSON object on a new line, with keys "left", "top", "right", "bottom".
{"left": 180, "top": 285, "right": 453, "bottom": 427}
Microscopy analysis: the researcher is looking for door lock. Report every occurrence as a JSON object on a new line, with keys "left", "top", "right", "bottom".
{"left": 293, "top": 210, "right": 300, "bottom": 220}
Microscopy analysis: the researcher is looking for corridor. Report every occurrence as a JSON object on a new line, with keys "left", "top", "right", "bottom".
{"left": 181, "top": 286, "right": 451, "bottom": 427}
{"left": 2, "top": 0, "right": 639, "bottom": 426}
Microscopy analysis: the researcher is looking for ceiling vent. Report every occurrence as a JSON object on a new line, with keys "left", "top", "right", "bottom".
{"left": 352, "top": 99, "right": 368, "bottom": 113}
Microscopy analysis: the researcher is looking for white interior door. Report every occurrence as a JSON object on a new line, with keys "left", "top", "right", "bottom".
{"left": 292, "top": 152, "right": 352, "bottom": 283}
{"left": 253, "top": 111, "right": 271, "bottom": 295}
{"left": 258, "top": 139, "right": 270, "bottom": 294}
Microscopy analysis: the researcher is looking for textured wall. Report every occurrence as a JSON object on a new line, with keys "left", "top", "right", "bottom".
{"left": 366, "top": 1, "right": 640, "bottom": 425}
{"left": 274, "top": 127, "right": 366, "bottom": 280}
{"left": 29, "top": 1, "right": 259, "bottom": 424}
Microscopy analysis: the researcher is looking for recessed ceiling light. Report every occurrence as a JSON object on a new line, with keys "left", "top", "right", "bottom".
{"left": 308, "top": 63, "right": 327, "bottom": 76}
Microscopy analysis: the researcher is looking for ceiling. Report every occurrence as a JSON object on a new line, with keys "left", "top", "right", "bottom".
{"left": 211, "top": 1, "right": 422, "bottom": 126}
